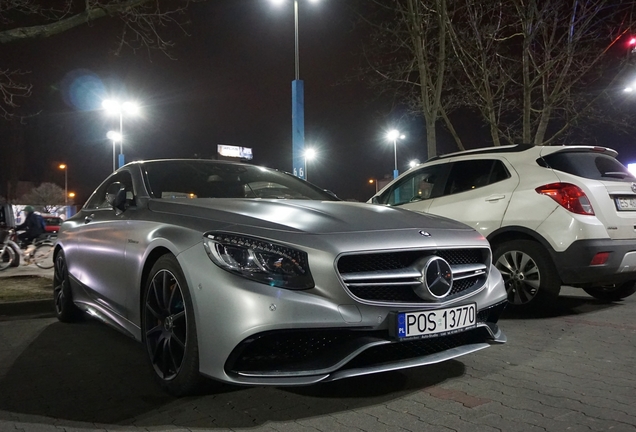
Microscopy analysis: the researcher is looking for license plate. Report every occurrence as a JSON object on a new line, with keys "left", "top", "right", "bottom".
{"left": 391, "top": 304, "right": 476, "bottom": 340}
{"left": 615, "top": 197, "right": 636, "bottom": 211}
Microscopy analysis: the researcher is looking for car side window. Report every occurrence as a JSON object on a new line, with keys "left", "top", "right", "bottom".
{"left": 444, "top": 160, "right": 510, "bottom": 196}
{"left": 377, "top": 164, "right": 447, "bottom": 205}
{"left": 85, "top": 171, "right": 136, "bottom": 210}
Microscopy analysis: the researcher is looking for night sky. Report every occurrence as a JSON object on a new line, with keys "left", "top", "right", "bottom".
{"left": 3, "top": 0, "right": 636, "bottom": 205}
{"left": 3, "top": 0, "right": 435, "bottom": 204}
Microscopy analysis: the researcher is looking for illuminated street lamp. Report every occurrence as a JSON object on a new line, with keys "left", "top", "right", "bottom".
{"left": 304, "top": 147, "right": 316, "bottom": 181}
{"left": 409, "top": 159, "right": 421, "bottom": 169}
{"left": 271, "top": 0, "right": 320, "bottom": 180}
{"left": 387, "top": 129, "right": 405, "bottom": 179}
{"left": 106, "top": 131, "right": 122, "bottom": 172}
{"left": 58, "top": 164, "right": 68, "bottom": 208}
{"left": 102, "top": 99, "right": 140, "bottom": 168}
{"left": 369, "top": 178, "right": 378, "bottom": 194}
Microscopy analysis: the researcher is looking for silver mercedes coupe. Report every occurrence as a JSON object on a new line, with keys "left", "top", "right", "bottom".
{"left": 53, "top": 159, "right": 507, "bottom": 395}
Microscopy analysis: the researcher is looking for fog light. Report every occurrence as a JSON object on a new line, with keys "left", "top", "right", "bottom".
{"left": 590, "top": 252, "right": 610, "bottom": 266}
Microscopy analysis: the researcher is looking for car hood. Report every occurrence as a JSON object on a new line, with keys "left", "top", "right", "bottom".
{"left": 148, "top": 199, "right": 474, "bottom": 235}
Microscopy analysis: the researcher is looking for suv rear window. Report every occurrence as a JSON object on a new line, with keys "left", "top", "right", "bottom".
{"left": 541, "top": 152, "right": 635, "bottom": 181}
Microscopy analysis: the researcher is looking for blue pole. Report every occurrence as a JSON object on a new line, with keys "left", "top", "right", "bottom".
{"left": 118, "top": 153, "right": 125, "bottom": 168}
{"left": 292, "top": 79, "right": 305, "bottom": 179}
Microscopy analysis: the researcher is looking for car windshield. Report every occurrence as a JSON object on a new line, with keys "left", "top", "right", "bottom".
{"left": 142, "top": 160, "right": 338, "bottom": 201}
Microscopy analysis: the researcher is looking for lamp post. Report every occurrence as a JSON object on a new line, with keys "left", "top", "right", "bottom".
{"left": 271, "top": 0, "right": 320, "bottom": 180}
{"left": 387, "top": 129, "right": 405, "bottom": 179}
{"left": 58, "top": 164, "right": 68, "bottom": 208}
{"left": 369, "top": 179, "right": 378, "bottom": 194}
{"left": 102, "top": 99, "right": 140, "bottom": 168}
{"left": 107, "top": 131, "right": 122, "bottom": 172}
{"left": 304, "top": 147, "right": 316, "bottom": 181}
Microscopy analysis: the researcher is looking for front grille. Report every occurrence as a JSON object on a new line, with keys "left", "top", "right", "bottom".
{"left": 337, "top": 248, "right": 490, "bottom": 305}
{"left": 226, "top": 326, "right": 493, "bottom": 375}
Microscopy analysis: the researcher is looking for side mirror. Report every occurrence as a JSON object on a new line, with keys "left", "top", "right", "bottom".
{"left": 106, "top": 182, "right": 127, "bottom": 213}
{"left": 371, "top": 196, "right": 380, "bottom": 204}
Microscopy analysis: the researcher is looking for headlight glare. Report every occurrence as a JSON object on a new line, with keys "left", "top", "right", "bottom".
{"left": 203, "top": 233, "right": 314, "bottom": 289}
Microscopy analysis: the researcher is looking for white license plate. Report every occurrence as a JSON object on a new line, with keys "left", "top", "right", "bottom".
{"left": 395, "top": 304, "right": 476, "bottom": 339}
{"left": 615, "top": 197, "right": 636, "bottom": 211}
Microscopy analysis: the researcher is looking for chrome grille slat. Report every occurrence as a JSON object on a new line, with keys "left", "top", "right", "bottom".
{"left": 337, "top": 248, "right": 490, "bottom": 305}
{"left": 341, "top": 269, "right": 422, "bottom": 281}
{"left": 346, "top": 282, "right": 422, "bottom": 287}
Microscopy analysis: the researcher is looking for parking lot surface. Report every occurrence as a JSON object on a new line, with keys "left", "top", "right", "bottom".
{"left": 0, "top": 286, "right": 635, "bottom": 432}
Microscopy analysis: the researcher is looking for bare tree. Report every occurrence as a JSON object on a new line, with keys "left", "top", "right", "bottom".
{"left": 360, "top": 0, "right": 463, "bottom": 159}
{"left": 363, "top": 0, "right": 636, "bottom": 153}
{"left": 447, "top": 0, "right": 636, "bottom": 146}
{"left": 0, "top": 0, "right": 200, "bottom": 120}
{"left": 18, "top": 182, "right": 70, "bottom": 212}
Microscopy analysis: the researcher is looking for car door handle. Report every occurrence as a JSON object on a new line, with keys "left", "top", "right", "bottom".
{"left": 485, "top": 195, "right": 506, "bottom": 202}
{"left": 84, "top": 214, "right": 95, "bottom": 224}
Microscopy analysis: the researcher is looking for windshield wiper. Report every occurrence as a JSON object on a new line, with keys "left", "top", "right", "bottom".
{"left": 603, "top": 171, "right": 634, "bottom": 179}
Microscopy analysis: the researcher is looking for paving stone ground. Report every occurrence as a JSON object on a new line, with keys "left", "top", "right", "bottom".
{"left": 0, "top": 286, "right": 634, "bottom": 432}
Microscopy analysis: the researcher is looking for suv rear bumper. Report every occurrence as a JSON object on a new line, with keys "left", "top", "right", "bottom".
{"left": 553, "top": 239, "right": 636, "bottom": 286}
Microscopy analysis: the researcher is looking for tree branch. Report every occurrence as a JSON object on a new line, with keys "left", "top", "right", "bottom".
{"left": 0, "top": 0, "right": 153, "bottom": 44}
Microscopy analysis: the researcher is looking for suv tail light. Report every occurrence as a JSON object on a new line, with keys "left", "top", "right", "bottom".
{"left": 535, "top": 183, "right": 595, "bottom": 215}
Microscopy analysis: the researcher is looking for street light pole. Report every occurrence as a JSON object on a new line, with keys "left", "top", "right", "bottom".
{"left": 59, "top": 164, "right": 68, "bottom": 215}
{"left": 106, "top": 131, "right": 122, "bottom": 172}
{"left": 291, "top": 0, "right": 305, "bottom": 180}
{"left": 102, "top": 99, "right": 140, "bottom": 168}
{"left": 304, "top": 147, "right": 316, "bottom": 181}
{"left": 118, "top": 111, "right": 124, "bottom": 168}
{"left": 387, "top": 130, "right": 405, "bottom": 179}
{"left": 294, "top": 0, "right": 300, "bottom": 81}
{"left": 272, "top": 0, "right": 320, "bottom": 180}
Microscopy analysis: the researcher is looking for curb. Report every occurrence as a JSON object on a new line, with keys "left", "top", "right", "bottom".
{"left": 0, "top": 299, "right": 55, "bottom": 319}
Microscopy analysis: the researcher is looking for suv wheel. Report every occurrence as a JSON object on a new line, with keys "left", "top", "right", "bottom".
{"left": 493, "top": 240, "right": 561, "bottom": 310}
{"left": 583, "top": 281, "right": 636, "bottom": 302}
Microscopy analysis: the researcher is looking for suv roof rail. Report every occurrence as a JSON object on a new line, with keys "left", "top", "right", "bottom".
{"left": 427, "top": 144, "right": 535, "bottom": 162}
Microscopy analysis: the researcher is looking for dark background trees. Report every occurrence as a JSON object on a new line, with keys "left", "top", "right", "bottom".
{"left": 360, "top": 0, "right": 636, "bottom": 158}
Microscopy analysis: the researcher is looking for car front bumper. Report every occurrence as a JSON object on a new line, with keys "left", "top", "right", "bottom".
{"left": 179, "top": 245, "right": 508, "bottom": 386}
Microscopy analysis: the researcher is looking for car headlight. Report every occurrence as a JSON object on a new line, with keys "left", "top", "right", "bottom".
{"left": 202, "top": 232, "right": 314, "bottom": 290}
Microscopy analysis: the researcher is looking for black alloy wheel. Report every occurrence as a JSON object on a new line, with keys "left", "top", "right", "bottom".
{"left": 53, "top": 250, "right": 81, "bottom": 322}
{"left": 143, "top": 255, "right": 201, "bottom": 396}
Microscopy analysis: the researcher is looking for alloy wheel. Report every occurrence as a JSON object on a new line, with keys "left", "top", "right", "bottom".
{"left": 144, "top": 269, "right": 188, "bottom": 381}
{"left": 495, "top": 250, "right": 541, "bottom": 305}
{"left": 53, "top": 253, "right": 67, "bottom": 315}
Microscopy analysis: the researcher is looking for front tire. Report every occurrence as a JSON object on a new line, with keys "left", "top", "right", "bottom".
{"left": 9, "top": 244, "right": 19, "bottom": 267}
{"left": 142, "top": 254, "right": 202, "bottom": 396}
{"left": 34, "top": 242, "right": 54, "bottom": 269}
{"left": 0, "top": 246, "right": 15, "bottom": 271}
{"left": 493, "top": 240, "right": 561, "bottom": 311}
{"left": 53, "top": 250, "right": 82, "bottom": 322}
{"left": 583, "top": 281, "right": 636, "bottom": 302}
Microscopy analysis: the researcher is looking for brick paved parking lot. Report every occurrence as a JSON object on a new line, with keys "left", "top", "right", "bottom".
{"left": 0, "top": 287, "right": 635, "bottom": 432}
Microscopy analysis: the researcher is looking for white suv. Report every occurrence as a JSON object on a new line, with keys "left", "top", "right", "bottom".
{"left": 370, "top": 144, "right": 636, "bottom": 310}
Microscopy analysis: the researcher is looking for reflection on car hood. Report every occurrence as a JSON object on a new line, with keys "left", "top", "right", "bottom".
{"left": 148, "top": 199, "right": 473, "bottom": 234}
